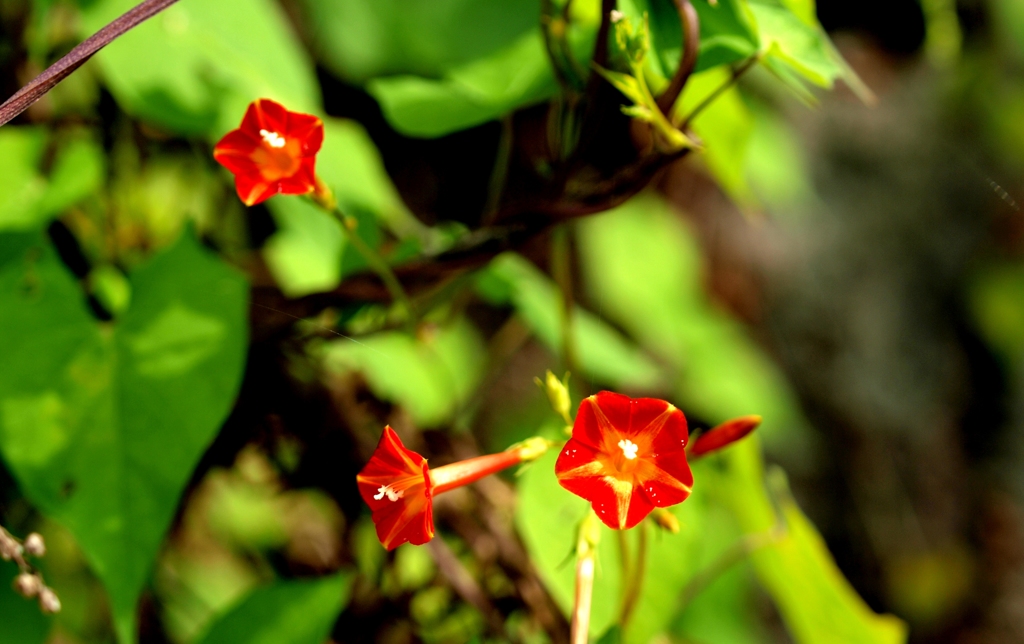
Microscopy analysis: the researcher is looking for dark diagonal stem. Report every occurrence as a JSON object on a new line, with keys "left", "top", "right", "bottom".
{"left": 0, "top": 0, "right": 179, "bottom": 127}
{"left": 656, "top": 0, "right": 700, "bottom": 114}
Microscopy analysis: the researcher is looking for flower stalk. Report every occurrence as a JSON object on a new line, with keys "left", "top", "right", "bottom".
{"left": 0, "top": 526, "right": 59, "bottom": 614}
{"left": 571, "top": 511, "right": 601, "bottom": 644}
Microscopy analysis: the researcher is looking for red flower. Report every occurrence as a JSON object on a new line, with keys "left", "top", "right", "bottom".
{"left": 555, "top": 392, "right": 693, "bottom": 530}
{"left": 690, "top": 415, "right": 762, "bottom": 456}
{"left": 213, "top": 99, "right": 324, "bottom": 206}
{"left": 357, "top": 426, "right": 540, "bottom": 549}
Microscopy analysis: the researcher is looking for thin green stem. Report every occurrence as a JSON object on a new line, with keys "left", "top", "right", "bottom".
{"left": 330, "top": 206, "right": 416, "bottom": 330}
{"left": 552, "top": 224, "right": 577, "bottom": 375}
{"left": 619, "top": 520, "right": 648, "bottom": 630}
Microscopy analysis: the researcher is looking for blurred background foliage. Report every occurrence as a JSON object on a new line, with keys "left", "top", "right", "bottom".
{"left": 0, "top": 0, "right": 1022, "bottom": 642}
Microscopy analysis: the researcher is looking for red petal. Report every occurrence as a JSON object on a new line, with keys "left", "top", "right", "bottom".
{"left": 647, "top": 404, "right": 688, "bottom": 456}
{"left": 276, "top": 158, "right": 318, "bottom": 195}
{"left": 242, "top": 98, "right": 289, "bottom": 136}
{"left": 213, "top": 130, "right": 261, "bottom": 175}
{"left": 635, "top": 454, "right": 693, "bottom": 508}
{"left": 234, "top": 174, "right": 277, "bottom": 206}
{"left": 691, "top": 415, "right": 761, "bottom": 456}
{"left": 285, "top": 112, "right": 324, "bottom": 156}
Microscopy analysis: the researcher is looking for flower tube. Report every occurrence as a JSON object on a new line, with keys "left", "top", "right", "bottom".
{"left": 357, "top": 426, "right": 547, "bottom": 549}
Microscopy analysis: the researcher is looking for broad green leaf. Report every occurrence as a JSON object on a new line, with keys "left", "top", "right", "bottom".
{"left": 749, "top": 1, "right": 841, "bottom": 88}
{"left": 301, "top": 0, "right": 541, "bottom": 82}
{"left": 80, "top": 0, "right": 319, "bottom": 135}
{"left": 676, "top": 67, "right": 756, "bottom": 204}
{"left": 620, "top": 0, "right": 758, "bottom": 79}
{"left": 0, "top": 129, "right": 104, "bottom": 232}
{"left": 0, "top": 561, "right": 51, "bottom": 644}
{"left": 0, "top": 233, "right": 249, "bottom": 643}
{"left": 709, "top": 440, "right": 908, "bottom": 644}
{"left": 368, "top": 32, "right": 557, "bottom": 138}
{"left": 320, "top": 318, "right": 486, "bottom": 427}
{"left": 476, "top": 252, "right": 663, "bottom": 390}
{"left": 368, "top": 0, "right": 599, "bottom": 137}
{"left": 577, "top": 195, "right": 809, "bottom": 452}
{"left": 263, "top": 198, "right": 346, "bottom": 298}
{"left": 197, "top": 573, "right": 353, "bottom": 644}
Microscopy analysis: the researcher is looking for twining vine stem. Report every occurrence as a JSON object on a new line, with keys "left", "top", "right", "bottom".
{"left": 656, "top": 0, "right": 701, "bottom": 114}
{"left": 0, "top": 0, "right": 179, "bottom": 127}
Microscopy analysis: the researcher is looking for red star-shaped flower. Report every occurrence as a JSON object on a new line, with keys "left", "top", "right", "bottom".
{"left": 213, "top": 98, "right": 324, "bottom": 206}
{"left": 357, "top": 426, "right": 544, "bottom": 549}
{"left": 555, "top": 392, "right": 694, "bottom": 530}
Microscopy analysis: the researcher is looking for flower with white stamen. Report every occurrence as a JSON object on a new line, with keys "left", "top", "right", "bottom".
{"left": 618, "top": 439, "right": 639, "bottom": 460}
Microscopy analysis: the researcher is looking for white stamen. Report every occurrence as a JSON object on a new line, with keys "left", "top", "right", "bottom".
{"left": 259, "top": 129, "right": 286, "bottom": 148}
{"left": 373, "top": 485, "right": 405, "bottom": 502}
{"left": 610, "top": 9, "right": 625, "bottom": 23}
{"left": 618, "top": 439, "right": 639, "bottom": 460}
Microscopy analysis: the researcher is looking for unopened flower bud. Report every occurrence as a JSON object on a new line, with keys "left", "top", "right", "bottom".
{"left": 651, "top": 508, "right": 680, "bottom": 534}
{"left": 23, "top": 533, "right": 45, "bottom": 558}
{"left": 38, "top": 587, "right": 61, "bottom": 614}
{"left": 13, "top": 573, "right": 41, "bottom": 598}
{"left": 691, "top": 415, "right": 762, "bottom": 457}
{"left": 512, "top": 437, "right": 551, "bottom": 463}
{"left": 536, "top": 370, "right": 572, "bottom": 425}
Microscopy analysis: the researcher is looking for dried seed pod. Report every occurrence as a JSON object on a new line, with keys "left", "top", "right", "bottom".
{"left": 38, "top": 587, "right": 61, "bottom": 614}
{"left": 23, "top": 533, "right": 45, "bottom": 558}
{"left": 13, "top": 573, "right": 41, "bottom": 598}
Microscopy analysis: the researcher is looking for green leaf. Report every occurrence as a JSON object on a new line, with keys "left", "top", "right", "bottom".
{"left": 80, "top": 0, "right": 319, "bottom": 135}
{"left": 620, "top": 0, "right": 758, "bottom": 78}
{"left": 197, "top": 573, "right": 353, "bottom": 644}
{"left": 576, "top": 195, "right": 809, "bottom": 451}
{"left": 709, "top": 440, "right": 908, "bottom": 644}
{"left": 300, "top": 0, "right": 542, "bottom": 83}
{"left": 0, "top": 129, "right": 104, "bottom": 232}
{"left": 368, "top": 32, "right": 557, "bottom": 138}
{"left": 367, "top": 0, "right": 599, "bottom": 137}
{"left": 476, "top": 252, "right": 663, "bottom": 390}
{"left": 0, "top": 232, "right": 249, "bottom": 643}
{"left": 320, "top": 318, "right": 486, "bottom": 427}
{"left": 263, "top": 198, "right": 346, "bottom": 298}
{"left": 748, "top": 1, "right": 841, "bottom": 88}
{"left": 676, "top": 68, "right": 756, "bottom": 205}
{"left": 0, "top": 561, "right": 51, "bottom": 644}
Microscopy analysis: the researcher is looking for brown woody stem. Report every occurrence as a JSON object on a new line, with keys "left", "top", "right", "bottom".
{"left": 0, "top": 0, "right": 180, "bottom": 127}
{"left": 656, "top": 0, "right": 700, "bottom": 114}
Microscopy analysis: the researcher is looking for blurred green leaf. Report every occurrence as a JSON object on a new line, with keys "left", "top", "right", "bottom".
{"left": 676, "top": 67, "right": 756, "bottom": 204}
{"left": 576, "top": 195, "right": 810, "bottom": 452}
{"left": 320, "top": 318, "right": 486, "bottom": 427}
{"left": 0, "top": 232, "right": 248, "bottom": 643}
{"left": 0, "top": 561, "right": 51, "bottom": 644}
{"left": 368, "top": 32, "right": 557, "bottom": 138}
{"left": 80, "top": 0, "right": 319, "bottom": 135}
{"left": 749, "top": 1, "right": 841, "bottom": 88}
{"left": 477, "top": 252, "right": 663, "bottom": 390}
{"left": 367, "top": 0, "right": 599, "bottom": 137}
{"left": 709, "top": 440, "right": 908, "bottom": 643}
{"left": 620, "top": 0, "right": 758, "bottom": 80}
{"left": 969, "top": 262, "right": 1024, "bottom": 363}
{"left": 301, "top": 0, "right": 541, "bottom": 82}
{"left": 263, "top": 198, "right": 346, "bottom": 298}
{"left": 0, "top": 129, "right": 104, "bottom": 232}
{"left": 197, "top": 573, "right": 353, "bottom": 644}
